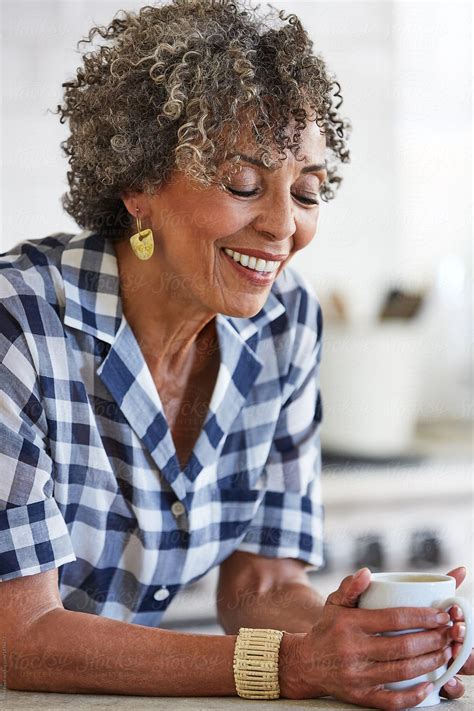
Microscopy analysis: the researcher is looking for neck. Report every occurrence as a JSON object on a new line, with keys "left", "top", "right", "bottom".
{"left": 113, "top": 238, "right": 218, "bottom": 375}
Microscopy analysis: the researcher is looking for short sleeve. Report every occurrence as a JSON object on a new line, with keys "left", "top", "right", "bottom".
{"left": 0, "top": 297, "right": 76, "bottom": 582}
{"left": 236, "top": 293, "right": 325, "bottom": 571}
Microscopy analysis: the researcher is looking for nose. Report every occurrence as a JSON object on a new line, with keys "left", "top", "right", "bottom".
{"left": 252, "top": 190, "right": 296, "bottom": 243}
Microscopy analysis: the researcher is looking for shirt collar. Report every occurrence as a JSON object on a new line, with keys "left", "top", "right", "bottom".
{"left": 61, "top": 230, "right": 287, "bottom": 498}
{"left": 61, "top": 229, "right": 286, "bottom": 348}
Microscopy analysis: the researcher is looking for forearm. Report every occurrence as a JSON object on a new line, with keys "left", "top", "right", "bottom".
{"left": 218, "top": 581, "right": 325, "bottom": 634}
{"left": 6, "top": 607, "right": 237, "bottom": 695}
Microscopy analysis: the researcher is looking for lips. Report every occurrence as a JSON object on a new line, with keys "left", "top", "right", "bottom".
{"left": 220, "top": 247, "right": 276, "bottom": 285}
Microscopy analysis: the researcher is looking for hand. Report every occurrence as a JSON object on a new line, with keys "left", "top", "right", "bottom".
{"left": 439, "top": 566, "right": 473, "bottom": 701}
{"left": 279, "top": 568, "right": 452, "bottom": 708}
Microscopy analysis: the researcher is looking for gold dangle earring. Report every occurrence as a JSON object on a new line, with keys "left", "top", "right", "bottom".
{"left": 129, "top": 207, "right": 154, "bottom": 260}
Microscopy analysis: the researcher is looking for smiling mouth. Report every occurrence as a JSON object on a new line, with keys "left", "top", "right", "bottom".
{"left": 220, "top": 247, "right": 282, "bottom": 286}
{"left": 219, "top": 247, "right": 282, "bottom": 274}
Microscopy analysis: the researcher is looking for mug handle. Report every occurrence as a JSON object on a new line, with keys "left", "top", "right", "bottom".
{"left": 430, "top": 595, "right": 473, "bottom": 693}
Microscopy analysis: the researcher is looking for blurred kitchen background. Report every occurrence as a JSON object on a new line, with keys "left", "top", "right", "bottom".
{"left": 1, "top": 0, "right": 472, "bottom": 633}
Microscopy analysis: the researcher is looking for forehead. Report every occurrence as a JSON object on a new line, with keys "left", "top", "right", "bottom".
{"left": 226, "top": 115, "right": 326, "bottom": 166}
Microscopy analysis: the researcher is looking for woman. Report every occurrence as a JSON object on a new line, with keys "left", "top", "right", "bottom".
{"left": 0, "top": 0, "right": 470, "bottom": 704}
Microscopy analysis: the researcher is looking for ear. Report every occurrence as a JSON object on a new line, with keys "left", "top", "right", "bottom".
{"left": 120, "top": 192, "right": 141, "bottom": 218}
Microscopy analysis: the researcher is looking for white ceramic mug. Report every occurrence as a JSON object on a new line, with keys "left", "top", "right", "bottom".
{"left": 358, "top": 572, "right": 473, "bottom": 708}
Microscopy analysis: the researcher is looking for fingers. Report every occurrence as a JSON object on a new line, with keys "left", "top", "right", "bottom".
{"left": 356, "top": 681, "right": 435, "bottom": 710}
{"left": 367, "top": 626, "right": 452, "bottom": 662}
{"left": 446, "top": 566, "right": 466, "bottom": 589}
{"left": 453, "top": 647, "right": 474, "bottom": 675}
{"left": 326, "top": 568, "right": 372, "bottom": 608}
{"left": 450, "top": 621, "right": 466, "bottom": 644}
{"left": 440, "top": 675, "right": 465, "bottom": 699}
{"left": 353, "top": 606, "right": 451, "bottom": 634}
{"left": 362, "top": 645, "right": 452, "bottom": 686}
{"left": 448, "top": 618, "right": 474, "bottom": 674}
{"left": 450, "top": 604, "right": 464, "bottom": 622}
{"left": 448, "top": 609, "right": 474, "bottom": 671}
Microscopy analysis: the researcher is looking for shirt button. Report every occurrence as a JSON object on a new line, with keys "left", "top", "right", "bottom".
{"left": 153, "top": 586, "right": 170, "bottom": 601}
{"left": 171, "top": 501, "right": 186, "bottom": 517}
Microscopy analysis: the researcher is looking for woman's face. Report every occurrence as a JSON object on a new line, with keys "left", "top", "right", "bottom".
{"left": 141, "top": 119, "right": 327, "bottom": 318}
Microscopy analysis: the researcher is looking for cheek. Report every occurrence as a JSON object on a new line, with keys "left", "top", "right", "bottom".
{"left": 292, "top": 218, "right": 319, "bottom": 253}
{"left": 206, "top": 206, "right": 248, "bottom": 239}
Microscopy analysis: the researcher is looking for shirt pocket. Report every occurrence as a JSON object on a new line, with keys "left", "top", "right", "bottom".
{"left": 211, "top": 475, "right": 267, "bottom": 543}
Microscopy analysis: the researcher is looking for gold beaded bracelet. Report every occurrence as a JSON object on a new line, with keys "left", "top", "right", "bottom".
{"left": 233, "top": 627, "right": 285, "bottom": 699}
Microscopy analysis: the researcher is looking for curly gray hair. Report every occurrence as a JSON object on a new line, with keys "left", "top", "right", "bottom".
{"left": 53, "top": 0, "right": 351, "bottom": 241}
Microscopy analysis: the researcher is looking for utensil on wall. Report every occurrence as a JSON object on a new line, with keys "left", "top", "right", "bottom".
{"left": 321, "top": 289, "right": 350, "bottom": 324}
{"left": 378, "top": 288, "right": 426, "bottom": 320}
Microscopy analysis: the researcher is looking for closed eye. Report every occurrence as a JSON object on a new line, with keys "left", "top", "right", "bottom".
{"left": 226, "top": 186, "right": 319, "bottom": 206}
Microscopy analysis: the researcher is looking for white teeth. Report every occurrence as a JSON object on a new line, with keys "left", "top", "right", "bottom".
{"left": 223, "top": 248, "right": 278, "bottom": 273}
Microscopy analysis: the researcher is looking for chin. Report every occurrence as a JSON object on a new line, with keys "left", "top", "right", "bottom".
{"left": 219, "top": 299, "right": 267, "bottom": 320}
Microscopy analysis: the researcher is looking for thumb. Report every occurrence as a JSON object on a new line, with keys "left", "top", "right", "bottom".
{"left": 326, "top": 567, "right": 372, "bottom": 608}
{"left": 446, "top": 566, "right": 466, "bottom": 589}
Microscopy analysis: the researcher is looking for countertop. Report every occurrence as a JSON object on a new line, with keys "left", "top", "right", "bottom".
{"left": 1, "top": 678, "right": 472, "bottom": 710}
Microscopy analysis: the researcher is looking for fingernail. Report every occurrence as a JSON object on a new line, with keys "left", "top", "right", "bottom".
{"left": 354, "top": 567, "right": 368, "bottom": 579}
{"left": 437, "top": 612, "right": 450, "bottom": 623}
{"left": 425, "top": 683, "right": 434, "bottom": 693}
{"left": 446, "top": 678, "right": 457, "bottom": 687}
{"left": 458, "top": 623, "right": 466, "bottom": 639}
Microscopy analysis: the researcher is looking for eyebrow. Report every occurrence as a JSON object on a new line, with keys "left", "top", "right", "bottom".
{"left": 227, "top": 153, "right": 327, "bottom": 175}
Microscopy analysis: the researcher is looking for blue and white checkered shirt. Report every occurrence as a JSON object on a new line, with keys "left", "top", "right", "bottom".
{"left": 0, "top": 230, "right": 324, "bottom": 626}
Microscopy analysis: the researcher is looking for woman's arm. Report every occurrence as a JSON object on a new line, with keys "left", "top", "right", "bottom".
{"left": 218, "top": 580, "right": 325, "bottom": 634}
{"left": 15, "top": 609, "right": 238, "bottom": 696}
{"left": 1, "top": 569, "right": 238, "bottom": 696}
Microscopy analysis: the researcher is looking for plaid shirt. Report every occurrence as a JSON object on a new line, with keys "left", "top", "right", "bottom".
{"left": 0, "top": 230, "right": 324, "bottom": 626}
